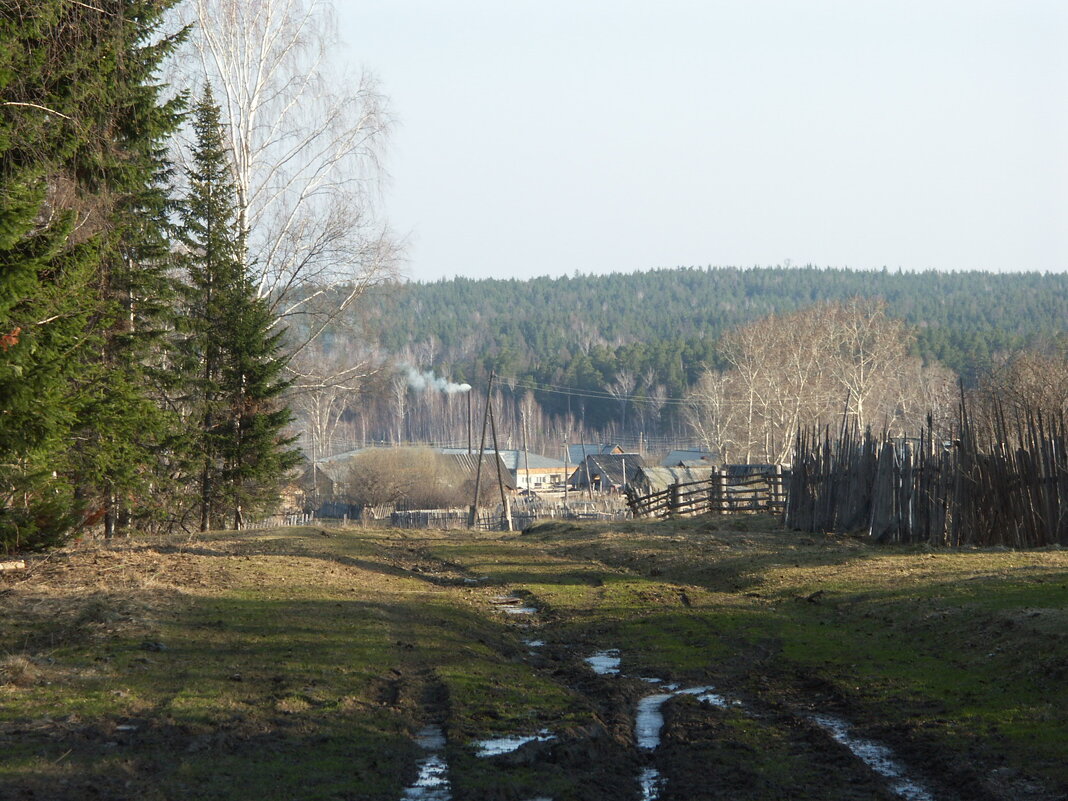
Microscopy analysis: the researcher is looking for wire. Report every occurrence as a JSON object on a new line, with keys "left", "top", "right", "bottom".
{"left": 498, "top": 376, "right": 853, "bottom": 411}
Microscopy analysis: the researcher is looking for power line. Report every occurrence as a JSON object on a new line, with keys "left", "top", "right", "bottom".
{"left": 497, "top": 376, "right": 852, "bottom": 411}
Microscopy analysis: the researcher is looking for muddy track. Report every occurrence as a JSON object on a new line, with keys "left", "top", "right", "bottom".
{"left": 383, "top": 540, "right": 965, "bottom": 801}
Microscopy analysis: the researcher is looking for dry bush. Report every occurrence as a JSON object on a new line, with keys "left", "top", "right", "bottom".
{"left": 342, "top": 448, "right": 495, "bottom": 509}
{"left": 971, "top": 339, "right": 1068, "bottom": 440}
{"left": 0, "top": 654, "right": 40, "bottom": 687}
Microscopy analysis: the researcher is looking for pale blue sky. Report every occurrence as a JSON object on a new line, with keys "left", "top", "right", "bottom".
{"left": 336, "top": 1, "right": 1067, "bottom": 282}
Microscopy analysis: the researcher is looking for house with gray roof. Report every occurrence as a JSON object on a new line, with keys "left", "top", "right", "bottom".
{"left": 661, "top": 449, "right": 718, "bottom": 468}
{"left": 439, "top": 448, "right": 566, "bottom": 491}
{"left": 567, "top": 453, "right": 646, "bottom": 493}
{"left": 566, "top": 443, "right": 624, "bottom": 467}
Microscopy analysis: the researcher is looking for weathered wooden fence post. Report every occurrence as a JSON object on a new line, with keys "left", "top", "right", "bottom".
{"left": 715, "top": 468, "right": 729, "bottom": 513}
{"left": 669, "top": 482, "right": 681, "bottom": 518}
{"left": 770, "top": 464, "right": 783, "bottom": 512}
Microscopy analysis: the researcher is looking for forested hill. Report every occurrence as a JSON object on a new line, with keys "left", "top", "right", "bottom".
{"left": 360, "top": 267, "right": 1068, "bottom": 385}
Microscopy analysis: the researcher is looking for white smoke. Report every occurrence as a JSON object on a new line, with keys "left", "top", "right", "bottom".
{"left": 404, "top": 366, "right": 472, "bottom": 395}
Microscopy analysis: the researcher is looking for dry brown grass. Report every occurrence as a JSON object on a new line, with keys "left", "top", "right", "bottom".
{"left": 0, "top": 654, "right": 40, "bottom": 687}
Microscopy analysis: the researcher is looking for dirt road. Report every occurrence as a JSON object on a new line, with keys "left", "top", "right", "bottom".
{"left": 1, "top": 518, "right": 1064, "bottom": 800}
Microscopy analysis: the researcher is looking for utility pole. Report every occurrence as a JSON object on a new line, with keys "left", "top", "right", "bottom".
{"left": 468, "top": 372, "right": 494, "bottom": 528}
{"left": 563, "top": 437, "right": 570, "bottom": 506}
{"left": 521, "top": 408, "right": 531, "bottom": 492}
{"left": 488, "top": 389, "right": 513, "bottom": 531}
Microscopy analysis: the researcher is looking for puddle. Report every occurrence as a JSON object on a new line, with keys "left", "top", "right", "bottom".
{"left": 585, "top": 649, "right": 621, "bottom": 675}
{"left": 677, "top": 685, "right": 730, "bottom": 708}
{"left": 401, "top": 754, "right": 450, "bottom": 801}
{"left": 810, "top": 714, "right": 936, "bottom": 801}
{"left": 524, "top": 639, "right": 545, "bottom": 648}
{"left": 491, "top": 596, "right": 538, "bottom": 615}
{"left": 638, "top": 767, "right": 662, "bottom": 800}
{"left": 503, "top": 605, "right": 537, "bottom": 615}
{"left": 472, "top": 729, "right": 556, "bottom": 757}
{"left": 635, "top": 693, "right": 675, "bottom": 750}
{"left": 415, "top": 725, "right": 446, "bottom": 750}
{"left": 401, "top": 726, "right": 451, "bottom": 801}
{"left": 636, "top": 684, "right": 731, "bottom": 753}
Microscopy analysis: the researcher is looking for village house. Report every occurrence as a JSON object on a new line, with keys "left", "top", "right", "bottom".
{"left": 565, "top": 443, "right": 624, "bottom": 468}
{"left": 439, "top": 448, "right": 566, "bottom": 491}
{"left": 567, "top": 452, "right": 646, "bottom": 493}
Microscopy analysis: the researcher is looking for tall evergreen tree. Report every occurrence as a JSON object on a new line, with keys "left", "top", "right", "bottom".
{"left": 0, "top": 1, "right": 184, "bottom": 549}
{"left": 64, "top": 1, "right": 187, "bottom": 537}
{"left": 179, "top": 89, "right": 299, "bottom": 531}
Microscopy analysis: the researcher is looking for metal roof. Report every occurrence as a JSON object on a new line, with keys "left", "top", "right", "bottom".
{"left": 567, "top": 453, "right": 646, "bottom": 487}
{"left": 638, "top": 465, "right": 718, "bottom": 492}
{"left": 566, "top": 444, "right": 623, "bottom": 466}
{"left": 439, "top": 448, "right": 565, "bottom": 471}
{"left": 661, "top": 449, "right": 717, "bottom": 467}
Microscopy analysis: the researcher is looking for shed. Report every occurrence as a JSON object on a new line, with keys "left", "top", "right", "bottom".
{"left": 635, "top": 465, "right": 718, "bottom": 494}
{"left": 661, "top": 449, "right": 718, "bottom": 467}
{"left": 567, "top": 453, "right": 646, "bottom": 492}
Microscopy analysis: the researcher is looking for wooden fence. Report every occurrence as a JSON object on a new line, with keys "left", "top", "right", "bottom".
{"left": 626, "top": 466, "right": 788, "bottom": 519}
{"left": 244, "top": 511, "right": 316, "bottom": 530}
{"left": 786, "top": 406, "right": 1068, "bottom": 547}
{"left": 311, "top": 497, "right": 632, "bottom": 532}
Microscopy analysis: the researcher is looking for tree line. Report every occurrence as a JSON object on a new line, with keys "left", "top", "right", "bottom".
{"left": 294, "top": 268, "right": 1068, "bottom": 459}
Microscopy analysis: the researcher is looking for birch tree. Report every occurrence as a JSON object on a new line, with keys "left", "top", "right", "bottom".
{"left": 684, "top": 370, "right": 739, "bottom": 463}
{"left": 288, "top": 338, "right": 377, "bottom": 461}
{"left": 826, "top": 297, "right": 912, "bottom": 430}
{"left": 174, "top": 0, "right": 398, "bottom": 353}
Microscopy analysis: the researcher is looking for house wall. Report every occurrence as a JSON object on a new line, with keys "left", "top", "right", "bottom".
{"left": 513, "top": 467, "right": 567, "bottom": 490}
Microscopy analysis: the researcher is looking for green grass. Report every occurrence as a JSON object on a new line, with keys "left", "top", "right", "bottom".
{"left": 1, "top": 522, "right": 1065, "bottom": 800}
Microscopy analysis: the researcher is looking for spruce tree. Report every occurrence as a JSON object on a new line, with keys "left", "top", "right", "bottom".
{"left": 0, "top": 1, "right": 187, "bottom": 550}
{"left": 179, "top": 89, "right": 300, "bottom": 531}
{"left": 63, "top": 1, "right": 187, "bottom": 537}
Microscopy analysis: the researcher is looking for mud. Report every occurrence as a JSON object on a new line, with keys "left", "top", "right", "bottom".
{"left": 402, "top": 726, "right": 452, "bottom": 801}
{"left": 5, "top": 528, "right": 1063, "bottom": 801}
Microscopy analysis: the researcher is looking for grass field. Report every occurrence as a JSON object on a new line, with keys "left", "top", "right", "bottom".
{"left": 1, "top": 516, "right": 1064, "bottom": 800}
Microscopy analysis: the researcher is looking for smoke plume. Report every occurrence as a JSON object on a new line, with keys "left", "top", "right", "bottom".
{"left": 404, "top": 367, "right": 472, "bottom": 395}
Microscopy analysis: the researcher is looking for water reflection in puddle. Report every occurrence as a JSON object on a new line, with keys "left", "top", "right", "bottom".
{"left": 636, "top": 685, "right": 729, "bottom": 751}
{"left": 635, "top": 693, "right": 675, "bottom": 750}
{"left": 677, "top": 686, "right": 729, "bottom": 708}
{"left": 638, "top": 767, "right": 662, "bottom": 801}
{"left": 810, "top": 714, "right": 935, "bottom": 801}
{"left": 492, "top": 596, "right": 538, "bottom": 615}
{"left": 401, "top": 726, "right": 451, "bottom": 801}
{"left": 585, "top": 649, "right": 621, "bottom": 675}
{"left": 473, "top": 729, "right": 556, "bottom": 757}
{"left": 633, "top": 683, "right": 733, "bottom": 799}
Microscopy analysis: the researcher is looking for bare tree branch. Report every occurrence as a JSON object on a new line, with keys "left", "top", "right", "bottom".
{"left": 2, "top": 101, "right": 72, "bottom": 120}
{"left": 172, "top": 0, "right": 399, "bottom": 350}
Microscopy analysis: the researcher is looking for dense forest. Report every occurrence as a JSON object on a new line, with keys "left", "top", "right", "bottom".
{"left": 364, "top": 267, "right": 1067, "bottom": 381}
{"left": 303, "top": 268, "right": 1068, "bottom": 456}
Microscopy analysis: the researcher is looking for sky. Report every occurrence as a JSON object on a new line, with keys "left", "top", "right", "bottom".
{"left": 335, "top": 0, "right": 1068, "bottom": 283}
